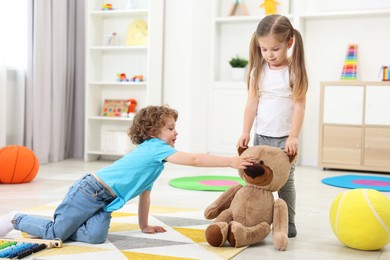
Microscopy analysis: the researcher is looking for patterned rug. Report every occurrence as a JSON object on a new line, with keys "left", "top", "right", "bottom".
{"left": 3, "top": 202, "right": 246, "bottom": 259}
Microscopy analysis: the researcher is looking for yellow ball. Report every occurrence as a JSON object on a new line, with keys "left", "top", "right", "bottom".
{"left": 330, "top": 189, "right": 390, "bottom": 250}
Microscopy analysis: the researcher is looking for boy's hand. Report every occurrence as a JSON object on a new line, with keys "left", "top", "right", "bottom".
{"left": 142, "top": 225, "right": 167, "bottom": 234}
{"left": 231, "top": 155, "right": 254, "bottom": 169}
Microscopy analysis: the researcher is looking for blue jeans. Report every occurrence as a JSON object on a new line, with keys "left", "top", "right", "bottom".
{"left": 253, "top": 134, "right": 296, "bottom": 224}
{"left": 13, "top": 174, "right": 116, "bottom": 244}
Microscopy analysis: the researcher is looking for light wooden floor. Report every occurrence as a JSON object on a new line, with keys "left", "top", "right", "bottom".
{"left": 1, "top": 159, "right": 389, "bottom": 259}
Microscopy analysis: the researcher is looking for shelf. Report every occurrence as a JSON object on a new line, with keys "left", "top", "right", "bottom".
{"left": 89, "top": 46, "right": 147, "bottom": 51}
{"left": 318, "top": 82, "right": 390, "bottom": 172}
{"left": 300, "top": 9, "right": 390, "bottom": 19}
{"left": 215, "top": 14, "right": 293, "bottom": 24}
{"left": 84, "top": 0, "right": 164, "bottom": 161}
{"left": 320, "top": 81, "right": 390, "bottom": 86}
{"left": 88, "top": 81, "right": 147, "bottom": 86}
{"left": 89, "top": 9, "right": 148, "bottom": 17}
{"left": 88, "top": 115, "right": 135, "bottom": 121}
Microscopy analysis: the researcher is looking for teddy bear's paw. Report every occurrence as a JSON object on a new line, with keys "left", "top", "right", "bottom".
{"left": 205, "top": 222, "right": 228, "bottom": 247}
{"left": 228, "top": 221, "right": 271, "bottom": 248}
{"left": 273, "top": 231, "right": 288, "bottom": 251}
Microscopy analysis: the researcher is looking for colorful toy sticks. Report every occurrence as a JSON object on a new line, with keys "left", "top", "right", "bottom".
{"left": 341, "top": 44, "right": 358, "bottom": 80}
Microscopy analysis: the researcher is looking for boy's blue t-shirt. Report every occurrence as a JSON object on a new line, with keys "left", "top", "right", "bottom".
{"left": 96, "top": 138, "right": 176, "bottom": 212}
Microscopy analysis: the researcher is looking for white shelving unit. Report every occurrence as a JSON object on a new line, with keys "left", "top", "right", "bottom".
{"left": 85, "top": 0, "right": 164, "bottom": 161}
{"left": 208, "top": 0, "right": 390, "bottom": 157}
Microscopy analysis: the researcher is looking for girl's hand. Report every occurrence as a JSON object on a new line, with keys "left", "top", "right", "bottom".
{"left": 230, "top": 155, "right": 254, "bottom": 169}
{"left": 237, "top": 133, "right": 250, "bottom": 149}
{"left": 285, "top": 136, "right": 298, "bottom": 156}
{"left": 142, "top": 225, "right": 167, "bottom": 234}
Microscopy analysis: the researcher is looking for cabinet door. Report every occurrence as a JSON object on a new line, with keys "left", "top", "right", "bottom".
{"left": 208, "top": 85, "right": 247, "bottom": 154}
{"left": 322, "top": 125, "right": 362, "bottom": 165}
{"left": 364, "top": 127, "right": 390, "bottom": 168}
{"left": 323, "top": 86, "right": 364, "bottom": 125}
{"left": 365, "top": 86, "right": 390, "bottom": 125}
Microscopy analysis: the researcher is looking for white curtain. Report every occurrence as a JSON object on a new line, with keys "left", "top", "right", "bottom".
{"left": 0, "top": 1, "right": 27, "bottom": 147}
{"left": 25, "top": 0, "right": 85, "bottom": 163}
{"left": 0, "top": 36, "right": 5, "bottom": 147}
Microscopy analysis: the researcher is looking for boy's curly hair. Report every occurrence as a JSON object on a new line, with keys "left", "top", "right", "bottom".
{"left": 128, "top": 105, "right": 178, "bottom": 145}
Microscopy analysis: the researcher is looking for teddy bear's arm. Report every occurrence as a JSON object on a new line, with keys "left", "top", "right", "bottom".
{"left": 272, "top": 198, "right": 289, "bottom": 251}
{"left": 214, "top": 208, "right": 234, "bottom": 222}
{"left": 204, "top": 184, "right": 242, "bottom": 220}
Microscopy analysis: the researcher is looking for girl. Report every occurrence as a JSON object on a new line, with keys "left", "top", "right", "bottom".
{"left": 1, "top": 105, "right": 254, "bottom": 243}
{"left": 237, "top": 14, "right": 308, "bottom": 238}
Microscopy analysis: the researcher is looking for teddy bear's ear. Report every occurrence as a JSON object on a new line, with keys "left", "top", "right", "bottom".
{"left": 237, "top": 146, "right": 248, "bottom": 156}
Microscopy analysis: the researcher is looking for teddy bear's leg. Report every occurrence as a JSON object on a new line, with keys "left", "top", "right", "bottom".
{"left": 227, "top": 221, "right": 270, "bottom": 248}
{"left": 272, "top": 198, "right": 289, "bottom": 251}
{"left": 205, "top": 222, "right": 229, "bottom": 247}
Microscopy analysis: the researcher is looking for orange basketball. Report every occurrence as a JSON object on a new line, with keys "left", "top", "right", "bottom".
{"left": 0, "top": 145, "right": 39, "bottom": 184}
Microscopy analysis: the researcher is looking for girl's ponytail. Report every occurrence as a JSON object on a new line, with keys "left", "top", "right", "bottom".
{"left": 290, "top": 29, "right": 308, "bottom": 101}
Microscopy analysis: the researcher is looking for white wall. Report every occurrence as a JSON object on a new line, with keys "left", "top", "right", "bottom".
{"left": 163, "top": 0, "right": 390, "bottom": 166}
{"left": 163, "top": 0, "right": 210, "bottom": 153}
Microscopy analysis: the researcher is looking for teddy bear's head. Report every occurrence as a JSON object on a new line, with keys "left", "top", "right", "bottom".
{"left": 238, "top": 145, "right": 295, "bottom": 192}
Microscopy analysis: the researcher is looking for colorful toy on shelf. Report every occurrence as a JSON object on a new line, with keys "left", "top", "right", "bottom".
{"left": 260, "top": 0, "right": 279, "bottom": 15}
{"left": 100, "top": 99, "right": 138, "bottom": 117}
{"left": 341, "top": 44, "right": 358, "bottom": 80}
{"left": 116, "top": 73, "right": 129, "bottom": 82}
{"left": 101, "top": 99, "right": 129, "bottom": 117}
{"left": 127, "top": 99, "right": 137, "bottom": 114}
{"left": 379, "top": 66, "right": 390, "bottom": 81}
{"left": 126, "top": 19, "right": 148, "bottom": 46}
{"left": 228, "top": 0, "right": 249, "bottom": 16}
{"left": 102, "top": 3, "right": 113, "bottom": 10}
{"left": 131, "top": 75, "right": 144, "bottom": 82}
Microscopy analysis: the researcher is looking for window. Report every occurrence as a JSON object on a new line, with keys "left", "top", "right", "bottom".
{"left": 1, "top": 0, "right": 27, "bottom": 68}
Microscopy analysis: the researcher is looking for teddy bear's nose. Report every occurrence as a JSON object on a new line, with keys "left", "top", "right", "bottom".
{"left": 259, "top": 160, "right": 264, "bottom": 164}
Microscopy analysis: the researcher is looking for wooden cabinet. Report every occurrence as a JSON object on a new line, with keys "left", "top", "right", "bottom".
{"left": 84, "top": 0, "right": 164, "bottom": 161}
{"left": 364, "top": 127, "right": 390, "bottom": 169}
{"left": 318, "top": 81, "right": 390, "bottom": 172}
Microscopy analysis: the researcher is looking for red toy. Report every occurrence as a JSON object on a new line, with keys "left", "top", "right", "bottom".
{"left": 127, "top": 99, "right": 137, "bottom": 114}
{"left": 117, "top": 73, "right": 129, "bottom": 82}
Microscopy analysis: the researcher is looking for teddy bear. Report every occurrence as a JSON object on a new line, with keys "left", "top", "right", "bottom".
{"left": 204, "top": 145, "right": 295, "bottom": 250}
